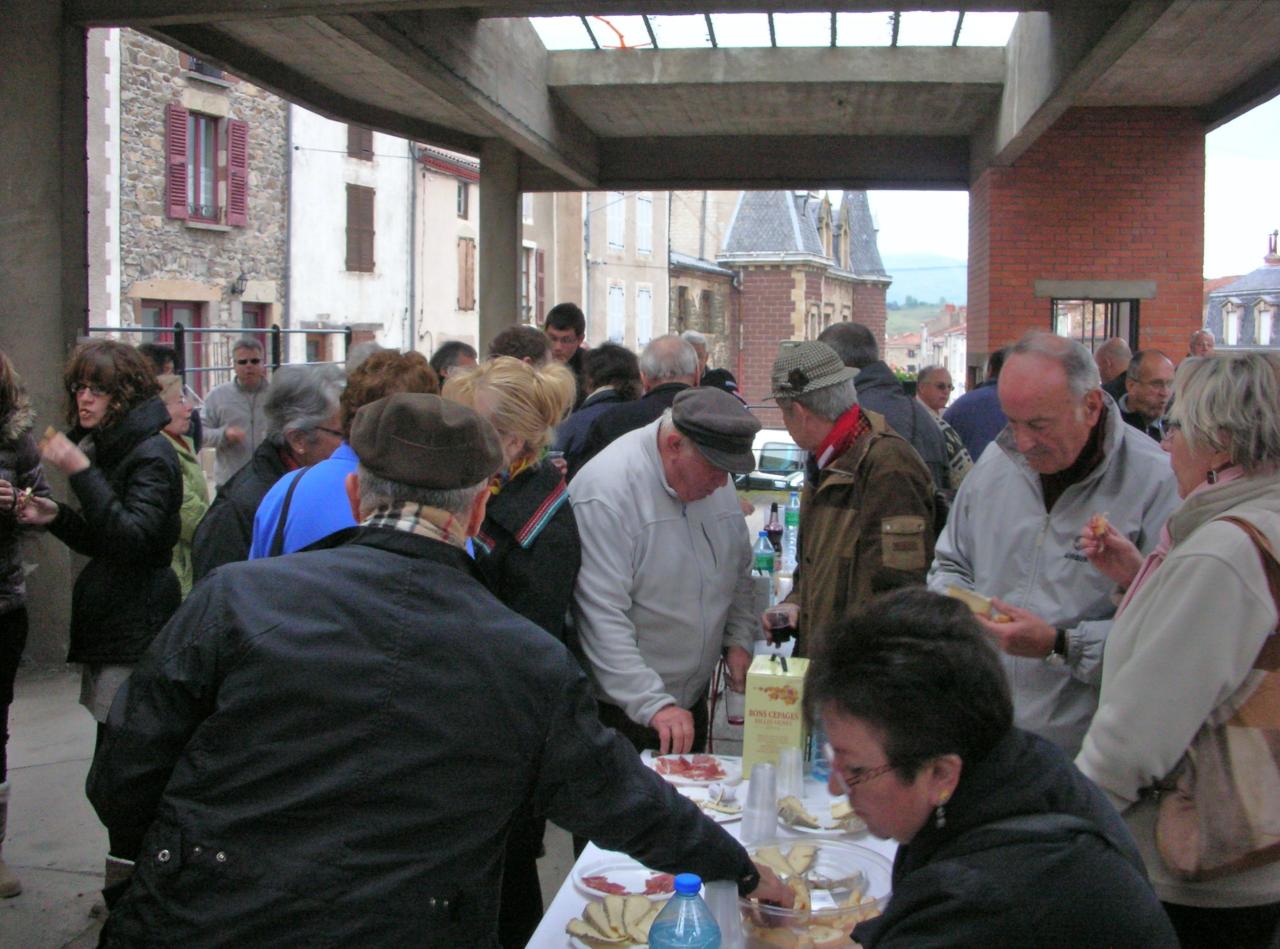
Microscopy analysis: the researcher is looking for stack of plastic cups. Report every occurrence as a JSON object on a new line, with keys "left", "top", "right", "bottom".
{"left": 703, "top": 880, "right": 746, "bottom": 949}
{"left": 740, "top": 762, "right": 777, "bottom": 847}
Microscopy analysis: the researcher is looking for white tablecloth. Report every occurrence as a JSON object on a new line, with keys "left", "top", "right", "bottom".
{"left": 528, "top": 757, "right": 897, "bottom": 947}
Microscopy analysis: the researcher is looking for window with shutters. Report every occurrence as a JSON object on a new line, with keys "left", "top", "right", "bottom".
{"left": 636, "top": 192, "right": 653, "bottom": 256}
{"left": 347, "top": 125, "right": 373, "bottom": 161}
{"left": 607, "top": 191, "right": 626, "bottom": 252}
{"left": 636, "top": 285, "right": 653, "bottom": 347}
{"left": 457, "top": 181, "right": 469, "bottom": 219}
{"left": 164, "top": 103, "right": 249, "bottom": 227}
{"left": 346, "top": 185, "right": 376, "bottom": 273}
{"left": 457, "top": 238, "right": 476, "bottom": 310}
{"left": 607, "top": 282, "right": 626, "bottom": 343}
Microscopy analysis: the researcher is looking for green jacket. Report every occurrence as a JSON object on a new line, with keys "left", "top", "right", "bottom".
{"left": 788, "top": 409, "right": 935, "bottom": 658}
{"left": 165, "top": 432, "right": 210, "bottom": 597}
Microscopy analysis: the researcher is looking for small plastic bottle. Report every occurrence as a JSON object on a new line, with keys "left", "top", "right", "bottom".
{"left": 809, "top": 714, "right": 831, "bottom": 784}
{"left": 781, "top": 491, "right": 801, "bottom": 573}
{"left": 752, "top": 530, "right": 776, "bottom": 577}
{"left": 648, "top": 873, "right": 722, "bottom": 949}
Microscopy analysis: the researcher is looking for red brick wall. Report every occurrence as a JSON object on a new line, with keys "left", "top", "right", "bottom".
{"left": 851, "top": 283, "right": 888, "bottom": 341}
{"left": 968, "top": 107, "right": 1205, "bottom": 367}
{"left": 736, "top": 265, "right": 800, "bottom": 426}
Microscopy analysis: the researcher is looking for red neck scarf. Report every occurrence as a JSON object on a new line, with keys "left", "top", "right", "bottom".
{"left": 815, "top": 405, "right": 866, "bottom": 470}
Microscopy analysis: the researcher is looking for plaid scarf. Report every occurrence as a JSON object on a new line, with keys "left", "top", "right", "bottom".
{"left": 361, "top": 501, "right": 468, "bottom": 549}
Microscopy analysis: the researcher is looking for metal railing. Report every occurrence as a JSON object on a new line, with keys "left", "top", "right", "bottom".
{"left": 85, "top": 323, "right": 353, "bottom": 395}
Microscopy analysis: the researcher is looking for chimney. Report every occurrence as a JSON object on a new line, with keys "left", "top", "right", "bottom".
{"left": 1266, "top": 229, "right": 1280, "bottom": 267}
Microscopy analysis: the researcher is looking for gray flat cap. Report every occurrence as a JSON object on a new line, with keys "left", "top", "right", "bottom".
{"left": 671, "top": 387, "right": 761, "bottom": 475}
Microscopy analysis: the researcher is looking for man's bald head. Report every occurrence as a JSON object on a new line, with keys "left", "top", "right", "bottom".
{"left": 1094, "top": 337, "right": 1132, "bottom": 386}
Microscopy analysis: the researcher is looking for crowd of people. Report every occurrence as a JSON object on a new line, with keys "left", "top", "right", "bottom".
{"left": 0, "top": 315, "right": 1276, "bottom": 948}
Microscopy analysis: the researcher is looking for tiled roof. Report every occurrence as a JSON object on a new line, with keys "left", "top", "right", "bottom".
{"left": 722, "top": 190, "right": 885, "bottom": 279}
{"left": 842, "top": 191, "right": 887, "bottom": 277}
{"left": 1207, "top": 264, "right": 1280, "bottom": 298}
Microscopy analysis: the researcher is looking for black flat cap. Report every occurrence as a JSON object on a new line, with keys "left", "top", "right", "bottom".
{"left": 350, "top": 393, "right": 503, "bottom": 489}
{"left": 671, "top": 387, "right": 761, "bottom": 475}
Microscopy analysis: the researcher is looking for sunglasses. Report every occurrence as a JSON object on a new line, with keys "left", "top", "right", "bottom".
{"left": 70, "top": 382, "right": 110, "bottom": 398}
{"left": 236, "top": 358, "right": 262, "bottom": 366}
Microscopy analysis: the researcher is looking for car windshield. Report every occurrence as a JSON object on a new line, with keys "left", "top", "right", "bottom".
{"left": 759, "top": 443, "right": 804, "bottom": 474}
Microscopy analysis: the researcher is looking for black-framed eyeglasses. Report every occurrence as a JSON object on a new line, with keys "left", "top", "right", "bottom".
{"left": 236, "top": 358, "right": 262, "bottom": 366}
{"left": 315, "top": 426, "right": 344, "bottom": 439}
{"left": 930, "top": 382, "right": 955, "bottom": 390}
{"left": 823, "top": 742, "right": 897, "bottom": 791}
{"left": 69, "top": 382, "right": 109, "bottom": 398}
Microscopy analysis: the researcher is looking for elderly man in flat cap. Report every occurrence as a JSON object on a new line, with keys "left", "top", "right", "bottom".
{"left": 766, "top": 341, "right": 936, "bottom": 660}
{"left": 570, "top": 386, "right": 761, "bottom": 756}
{"left": 86, "top": 393, "right": 789, "bottom": 946}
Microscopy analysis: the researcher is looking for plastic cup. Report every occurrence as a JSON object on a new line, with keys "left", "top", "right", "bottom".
{"left": 725, "top": 687, "right": 746, "bottom": 726}
{"left": 741, "top": 762, "right": 777, "bottom": 845}
{"left": 704, "top": 880, "right": 746, "bottom": 949}
{"left": 776, "top": 746, "right": 804, "bottom": 801}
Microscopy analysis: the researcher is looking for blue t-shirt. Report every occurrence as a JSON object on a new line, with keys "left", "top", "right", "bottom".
{"left": 249, "top": 442, "right": 359, "bottom": 558}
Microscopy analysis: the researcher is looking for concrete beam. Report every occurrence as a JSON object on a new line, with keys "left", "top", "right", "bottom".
{"left": 152, "top": 23, "right": 485, "bottom": 153}
{"left": 1202, "top": 62, "right": 1280, "bottom": 131}
{"left": 972, "top": 1, "right": 1173, "bottom": 174}
{"left": 531, "top": 135, "right": 970, "bottom": 192}
{"left": 68, "top": 1, "right": 1052, "bottom": 28}
{"left": 548, "top": 46, "right": 1006, "bottom": 88}
{"left": 325, "top": 10, "right": 599, "bottom": 188}
{"left": 478, "top": 140, "right": 521, "bottom": 351}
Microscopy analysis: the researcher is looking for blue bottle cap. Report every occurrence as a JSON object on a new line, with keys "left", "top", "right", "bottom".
{"left": 673, "top": 873, "right": 702, "bottom": 895}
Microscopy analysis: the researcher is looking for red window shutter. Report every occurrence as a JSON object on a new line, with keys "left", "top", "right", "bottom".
{"left": 226, "top": 119, "right": 249, "bottom": 227}
{"left": 165, "top": 103, "right": 189, "bottom": 220}
{"left": 536, "top": 250, "right": 546, "bottom": 320}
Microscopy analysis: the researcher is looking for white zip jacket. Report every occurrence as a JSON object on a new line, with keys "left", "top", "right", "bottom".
{"left": 928, "top": 401, "right": 1179, "bottom": 756}
{"left": 569, "top": 418, "right": 756, "bottom": 727}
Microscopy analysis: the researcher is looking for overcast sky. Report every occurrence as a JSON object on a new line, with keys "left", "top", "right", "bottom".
{"left": 867, "top": 93, "right": 1280, "bottom": 278}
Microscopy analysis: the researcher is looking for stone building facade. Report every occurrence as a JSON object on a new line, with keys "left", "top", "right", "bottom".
{"left": 88, "top": 28, "right": 288, "bottom": 395}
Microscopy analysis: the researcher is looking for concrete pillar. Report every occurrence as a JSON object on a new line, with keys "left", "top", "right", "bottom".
{"left": 478, "top": 139, "right": 521, "bottom": 352}
{"left": 0, "top": 1, "right": 86, "bottom": 662}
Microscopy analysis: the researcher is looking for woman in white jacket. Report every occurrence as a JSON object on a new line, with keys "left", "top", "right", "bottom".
{"left": 1076, "top": 351, "right": 1280, "bottom": 949}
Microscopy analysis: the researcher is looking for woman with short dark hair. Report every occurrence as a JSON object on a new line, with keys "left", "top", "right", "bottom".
{"left": 16, "top": 338, "right": 182, "bottom": 909}
{"left": 807, "top": 588, "right": 1177, "bottom": 948}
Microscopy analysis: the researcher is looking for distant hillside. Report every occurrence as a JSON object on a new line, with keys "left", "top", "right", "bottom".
{"left": 882, "top": 253, "right": 967, "bottom": 306}
{"left": 886, "top": 305, "right": 941, "bottom": 337}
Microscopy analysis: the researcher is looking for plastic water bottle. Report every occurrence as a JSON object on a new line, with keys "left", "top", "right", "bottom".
{"left": 809, "top": 714, "right": 830, "bottom": 784}
{"left": 752, "top": 530, "right": 775, "bottom": 577}
{"left": 648, "top": 873, "right": 722, "bottom": 949}
{"left": 781, "top": 491, "right": 801, "bottom": 574}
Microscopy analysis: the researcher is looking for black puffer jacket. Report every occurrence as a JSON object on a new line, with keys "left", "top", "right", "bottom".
{"left": 0, "top": 401, "right": 51, "bottom": 614}
{"left": 88, "top": 528, "right": 756, "bottom": 947}
{"left": 191, "top": 436, "right": 290, "bottom": 583}
{"left": 472, "top": 459, "right": 580, "bottom": 642}
{"left": 49, "top": 397, "right": 181, "bottom": 665}
{"left": 853, "top": 728, "right": 1177, "bottom": 948}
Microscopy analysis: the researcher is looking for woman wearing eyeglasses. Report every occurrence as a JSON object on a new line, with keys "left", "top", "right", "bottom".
{"left": 807, "top": 587, "right": 1177, "bottom": 948}
{"left": 15, "top": 339, "right": 182, "bottom": 908}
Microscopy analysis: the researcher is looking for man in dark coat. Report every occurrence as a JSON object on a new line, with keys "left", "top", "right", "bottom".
{"left": 818, "top": 322, "right": 949, "bottom": 492}
{"left": 88, "top": 393, "right": 788, "bottom": 947}
{"left": 570, "top": 334, "right": 697, "bottom": 478}
{"left": 190, "top": 364, "right": 344, "bottom": 581}
{"left": 554, "top": 342, "right": 641, "bottom": 472}
{"left": 544, "top": 301, "right": 589, "bottom": 409}
{"left": 1116, "top": 349, "right": 1174, "bottom": 442}
{"left": 944, "top": 346, "right": 1010, "bottom": 461}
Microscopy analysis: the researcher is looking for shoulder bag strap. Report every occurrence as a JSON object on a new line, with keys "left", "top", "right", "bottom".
{"left": 1216, "top": 515, "right": 1280, "bottom": 669}
{"left": 268, "top": 466, "right": 310, "bottom": 558}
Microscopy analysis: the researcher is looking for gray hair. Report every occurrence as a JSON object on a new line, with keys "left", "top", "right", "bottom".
{"left": 680, "top": 330, "right": 708, "bottom": 355}
{"left": 1170, "top": 353, "right": 1280, "bottom": 473}
{"left": 916, "top": 365, "right": 948, "bottom": 385}
{"left": 356, "top": 464, "right": 488, "bottom": 518}
{"left": 640, "top": 334, "right": 698, "bottom": 383}
{"left": 779, "top": 377, "right": 859, "bottom": 422}
{"left": 818, "top": 322, "right": 878, "bottom": 369}
{"left": 1009, "top": 332, "right": 1100, "bottom": 399}
{"left": 264, "top": 364, "right": 344, "bottom": 437}
{"left": 1125, "top": 349, "right": 1171, "bottom": 382}
{"left": 232, "top": 336, "right": 265, "bottom": 356}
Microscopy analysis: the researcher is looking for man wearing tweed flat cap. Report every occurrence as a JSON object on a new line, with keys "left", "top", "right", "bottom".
{"left": 88, "top": 392, "right": 793, "bottom": 944}
{"left": 570, "top": 387, "right": 762, "bottom": 755}
{"left": 765, "top": 341, "right": 936, "bottom": 660}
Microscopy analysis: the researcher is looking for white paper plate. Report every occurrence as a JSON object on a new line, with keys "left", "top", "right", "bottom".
{"left": 572, "top": 858, "right": 676, "bottom": 901}
{"left": 642, "top": 751, "right": 742, "bottom": 787}
{"left": 679, "top": 785, "right": 743, "bottom": 824}
{"left": 778, "top": 790, "right": 867, "bottom": 835}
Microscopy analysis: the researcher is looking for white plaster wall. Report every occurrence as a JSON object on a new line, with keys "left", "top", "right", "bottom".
{"left": 288, "top": 105, "right": 414, "bottom": 360}
{"left": 413, "top": 162, "right": 479, "bottom": 358}
{"left": 86, "top": 28, "right": 121, "bottom": 327}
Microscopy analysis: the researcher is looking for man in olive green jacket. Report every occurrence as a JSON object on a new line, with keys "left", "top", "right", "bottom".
{"left": 764, "top": 342, "right": 935, "bottom": 658}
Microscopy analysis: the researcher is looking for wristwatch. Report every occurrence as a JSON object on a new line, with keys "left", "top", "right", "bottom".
{"left": 1044, "top": 627, "right": 1069, "bottom": 666}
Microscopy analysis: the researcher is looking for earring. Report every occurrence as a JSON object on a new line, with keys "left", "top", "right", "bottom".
{"left": 1207, "top": 468, "right": 1218, "bottom": 485}
{"left": 934, "top": 792, "right": 951, "bottom": 830}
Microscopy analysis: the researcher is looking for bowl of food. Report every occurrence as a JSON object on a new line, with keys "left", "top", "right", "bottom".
{"left": 739, "top": 839, "right": 891, "bottom": 948}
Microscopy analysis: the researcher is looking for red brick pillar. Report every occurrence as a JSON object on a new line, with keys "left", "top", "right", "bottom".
{"left": 967, "top": 107, "right": 1205, "bottom": 370}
